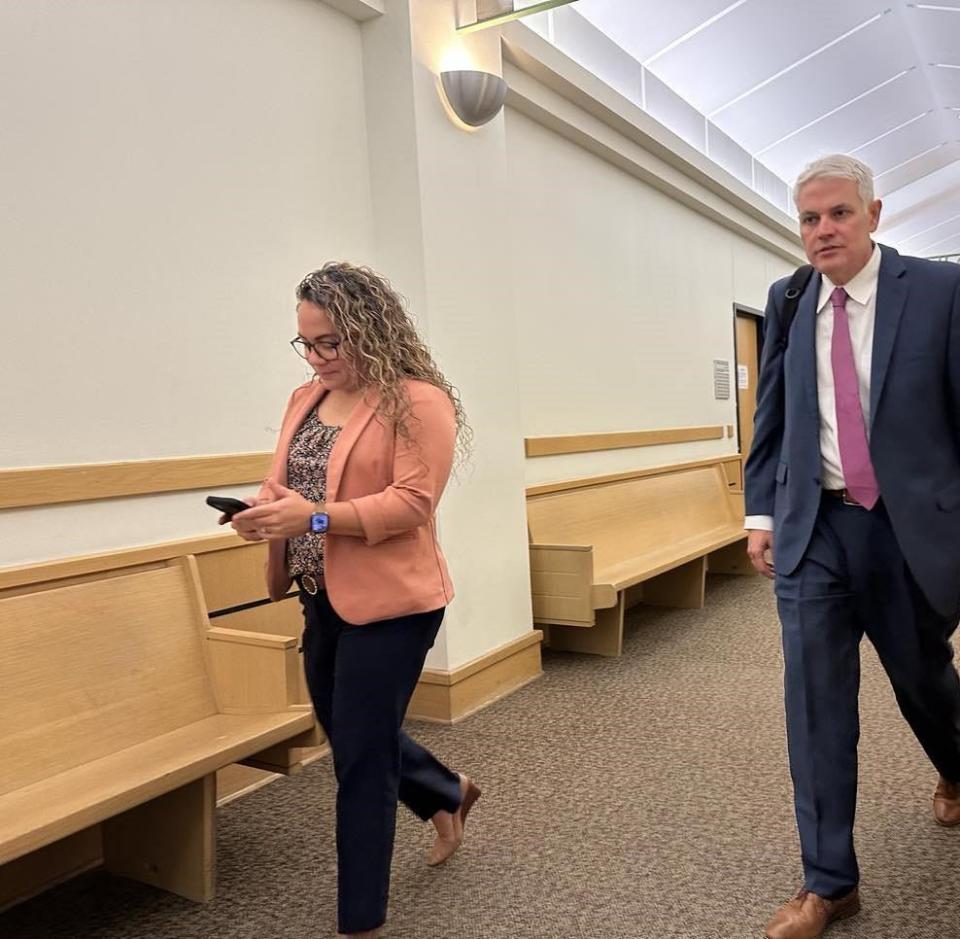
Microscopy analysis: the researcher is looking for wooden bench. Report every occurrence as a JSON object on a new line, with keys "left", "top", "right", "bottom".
{"left": 527, "top": 457, "right": 751, "bottom": 656}
{"left": 0, "top": 555, "right": 316, "bottom": 903}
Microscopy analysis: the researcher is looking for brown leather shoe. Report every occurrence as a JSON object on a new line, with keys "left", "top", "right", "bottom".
{"left": 764, "top": 887, "right": 860, "bottom": 939}
{"left": 426, "top": 774, "right": 481, "bottom": 867}
{"left": 934, "top": 776, "right": 960, "bottom": 827}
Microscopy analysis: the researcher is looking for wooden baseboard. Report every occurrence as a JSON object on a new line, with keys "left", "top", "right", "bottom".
{"left": 407, "top": 630, "right": 544, "bottom": 723}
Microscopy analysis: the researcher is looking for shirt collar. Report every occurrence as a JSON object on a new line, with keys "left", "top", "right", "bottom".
{"left": 817, "top": 242, "right": 881, "bottom": 313}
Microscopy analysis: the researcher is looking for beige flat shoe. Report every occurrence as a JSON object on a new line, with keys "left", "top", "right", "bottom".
{"left": 427, "top": 773, "right": 481, "bottom": 867}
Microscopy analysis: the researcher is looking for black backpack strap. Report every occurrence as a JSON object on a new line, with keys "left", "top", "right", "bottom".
{"left": 776, "top": 264, "right": 815, "bottom": 351}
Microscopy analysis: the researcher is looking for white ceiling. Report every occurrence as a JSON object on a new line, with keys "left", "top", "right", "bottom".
{"left": 572, "top": 0, "right": 960, "bottom": 257}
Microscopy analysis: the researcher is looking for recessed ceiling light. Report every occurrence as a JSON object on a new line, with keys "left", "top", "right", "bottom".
{"left": 932, "top": 62, "right": 960, "bottom": 69}
{"left": 911, "top": 3, "right": 960, "bottom": 11}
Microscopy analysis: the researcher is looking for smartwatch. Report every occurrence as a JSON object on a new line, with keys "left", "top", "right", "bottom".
{"left": 309, "top": 511, "right": 329, "bottom": 534}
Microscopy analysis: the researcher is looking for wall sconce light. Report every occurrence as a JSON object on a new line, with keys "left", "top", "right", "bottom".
{"left": 458, "top": 0, "right": 580, "bottom": 34}
{"left": 440, "top": 70, "right": 508, "bottom": 127}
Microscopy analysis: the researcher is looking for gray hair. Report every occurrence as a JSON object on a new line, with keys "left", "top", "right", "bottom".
{"left": 793, "top": 154, "right": 876, "bottom": 207}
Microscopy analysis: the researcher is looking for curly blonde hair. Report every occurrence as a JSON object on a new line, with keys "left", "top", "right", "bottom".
{"left": 296, "top": 262, "right": 472, "bottom": 465}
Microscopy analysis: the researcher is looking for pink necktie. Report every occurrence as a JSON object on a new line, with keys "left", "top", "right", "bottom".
{"left": 830, "top": 287, "right": 880, "bottom": 509}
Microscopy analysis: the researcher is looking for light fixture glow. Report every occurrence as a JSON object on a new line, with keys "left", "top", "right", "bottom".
{"left": 439, "top": 43, "right": 475, "bottom": 74}
{"left": 457, "top": 0, "right": 579, "bottom": 34}
{"left": 912, "top": 3, "right": 960, "bottom": 11}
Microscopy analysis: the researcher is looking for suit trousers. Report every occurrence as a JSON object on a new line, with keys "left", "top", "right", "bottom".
{"left": 775, "top": 493, "right": 960, "bottom": 898}
{"left": 299, "top": 588, "right": 462, "bottom": 934}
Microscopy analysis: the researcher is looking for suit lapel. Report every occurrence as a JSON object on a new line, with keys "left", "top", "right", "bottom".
{"left": 795, "top": 273, "right": 821, "bottom": 418}
{"left": 870, "top": 245, "right": 908, "bottom": 428}
{"left": 325, "top": 390, "right": 379, "bottom": 501}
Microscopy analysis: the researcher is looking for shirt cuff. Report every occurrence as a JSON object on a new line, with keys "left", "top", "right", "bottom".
{"left": 744, "top": 515, "right": 774, "bottom": 531}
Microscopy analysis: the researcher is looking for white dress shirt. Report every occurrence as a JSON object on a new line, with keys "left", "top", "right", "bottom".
{"left": 745, "top": 244, "right": 881, "bottom": 532}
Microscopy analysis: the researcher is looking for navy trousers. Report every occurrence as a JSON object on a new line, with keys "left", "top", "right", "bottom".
{"left": 299, "top": 589, "right": 462, "bottom": 934}
{"left": 775, "top": 494, "right": 960, "bottom": 897}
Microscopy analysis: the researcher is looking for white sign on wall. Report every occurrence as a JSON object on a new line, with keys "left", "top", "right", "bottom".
{"left": 713, "top": 359, "right": 731, "bottom": 400}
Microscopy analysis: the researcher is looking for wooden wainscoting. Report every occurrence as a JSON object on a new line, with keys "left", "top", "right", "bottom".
{"left": 0, "top": 452, "right": 273, "bottom": 509}
{"left": 525, "top": 425, "right": 725, "bottom": 458}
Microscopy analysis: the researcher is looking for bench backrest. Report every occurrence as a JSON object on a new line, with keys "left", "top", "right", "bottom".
{"left": 527, "top": 463, "right": 739, "bottom": 571}
{"left": 0, "top": 558, "right": 218, "bottom": 797}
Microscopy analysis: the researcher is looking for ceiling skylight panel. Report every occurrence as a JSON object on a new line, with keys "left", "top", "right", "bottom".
{"left": 914, "top": 226, "right": 960, "bottom": 254}
{"left": 849, "top": 110, "right": 935, "bottom": 151}
{"left": 709, "top": 9, "right": 892, "bottom": 118}
{"left": 756, "top": 68, "right": 914, "bottom": 155}
{"left": 898, "top": 209, "right": 960, "bottom": 244}
{"left": 874, "top": 140, "right": 951, "bottom": 177}
{"left": 642, "top": 0, "right": 749, "bottom": 67}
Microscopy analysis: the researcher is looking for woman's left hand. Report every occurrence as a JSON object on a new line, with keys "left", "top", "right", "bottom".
{"left": 232, "top": 478, "right": 315, "bottom": 540}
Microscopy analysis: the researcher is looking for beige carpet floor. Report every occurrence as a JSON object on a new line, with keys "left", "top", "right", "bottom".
{"left": 2, "top": 573, "right": 958, "bottom": 938}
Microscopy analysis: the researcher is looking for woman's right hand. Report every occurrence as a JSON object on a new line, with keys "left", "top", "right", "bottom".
{"left": 227, "top": 497, "right": 264, "bottom": 541}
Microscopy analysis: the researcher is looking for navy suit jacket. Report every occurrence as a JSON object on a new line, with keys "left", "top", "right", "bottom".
{"left": 744, "top": 244, "right": 960, "bottom": 618}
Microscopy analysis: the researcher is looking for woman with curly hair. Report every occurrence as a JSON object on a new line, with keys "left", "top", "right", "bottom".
{"left": 230, "top": 262, "right": 480, "bottom": 938}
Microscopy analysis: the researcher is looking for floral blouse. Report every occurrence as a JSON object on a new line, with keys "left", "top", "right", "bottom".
{"left": 285, "top": 409, "right": 341, "bottom": 577}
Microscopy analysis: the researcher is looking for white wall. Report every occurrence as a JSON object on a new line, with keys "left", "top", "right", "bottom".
{"left": 505, "top": 107, "right": 793, "bottom": 485}
{"left": 1, "top": 0, "right": 804, "bottom": 677}
{"left": 0, "top": 0, "right": 374, "bottom": 565}
{"left": 359, "top": 0, "right": 535, "bottom": 669}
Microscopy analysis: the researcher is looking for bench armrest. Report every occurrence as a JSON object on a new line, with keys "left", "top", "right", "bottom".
{"left": 529, "top": 544, "right": 596, "bottom": 625}
{"left": 206, "top": 626, "right": 297, "bottom": 649}
{"left": 205, "top": 627, "right": 302, "bottom": 714}
{"left": 526, "top": 542, "right": 591, "bottom": 551}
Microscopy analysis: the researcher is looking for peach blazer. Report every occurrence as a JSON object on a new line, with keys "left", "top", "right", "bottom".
{"left": 264, "top": 378, "right": 456, "bottom": 624}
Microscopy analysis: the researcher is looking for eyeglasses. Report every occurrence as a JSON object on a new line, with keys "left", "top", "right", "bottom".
{"left": 290, "top": 337, "right": 341, "bottom": 361}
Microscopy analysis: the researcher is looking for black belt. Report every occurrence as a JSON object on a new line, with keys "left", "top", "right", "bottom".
{"left": 822, "top": 488, "right": 873, "bottom": 508}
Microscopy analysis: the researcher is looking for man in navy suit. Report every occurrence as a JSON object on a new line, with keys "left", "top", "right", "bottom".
{"left": 745, "top": 153, "right": 960, "bottom": 939}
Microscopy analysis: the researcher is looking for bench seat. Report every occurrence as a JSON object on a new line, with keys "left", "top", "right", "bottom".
{"left": 0, "top": 709, "right": 313, "bottom": 867}
{"left": 0, "top": 556, "right": 318, "bottom": 903}
{"left": 528, "top": 459, "right": 750, "bottom": 656}
{"left": 595, "top": 524, "right": 746, "bottom": 596}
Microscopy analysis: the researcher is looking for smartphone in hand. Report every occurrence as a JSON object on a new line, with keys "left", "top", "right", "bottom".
{"left": 205, "top": 495, "right": 250, "bottom": 519}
